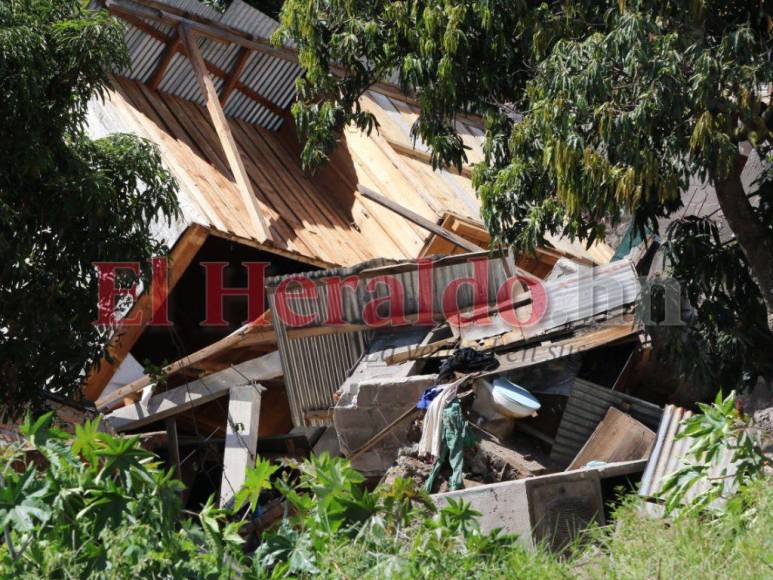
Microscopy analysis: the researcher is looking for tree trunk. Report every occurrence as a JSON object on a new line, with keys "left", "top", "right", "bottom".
{"left": 715, "top": 159, "right": 773, "bottom": 333}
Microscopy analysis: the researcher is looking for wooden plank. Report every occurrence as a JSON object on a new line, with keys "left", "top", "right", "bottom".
{"left": 244, "top": 125, "right": 372, "bottom": 262}
{"left": 385, "top": 138, "right": 473, "bottom": 178}
{"left": 173, "top": 99, "right": 310, "bottom": 251}
{"left": 383, "top": 337, "right": 457, "bottom": 365}
{"left": 180, "top": 25, "right": 271, "bottom": 243}
{"left": 567, "top": 408, "right": 655, "bottom": 470}
{"left": 220, "top": 383, "right": 264, "bottom": 507}
{"left": 479, "top": 322, "right": 641, "bottom": 377}
{"left": 477, "top": 439, "right": 549, "bottom": 476}
{"left": 110, "top": 79, "right": 233, "bottom": 234}
{"left": 96, "top": 311, "right": 276, "bottom": 410}
{"left": 228, "top": 121, "right": 353, "bottom": 263}
{"left": 358, "top": 185, "right": 481, "bottom": 252}
{"left": 105, "top": 351, "right": 281, "bottom": 431}
{"left": 82, "top": 224, "right": 209, "bottom": 402}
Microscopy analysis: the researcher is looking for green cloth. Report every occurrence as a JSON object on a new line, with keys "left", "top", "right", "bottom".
{"left": 425, "top": 400, "right": 476, "bottom": 493}
{"left": 611, "top": 222, "right": 650, "bottom": 261}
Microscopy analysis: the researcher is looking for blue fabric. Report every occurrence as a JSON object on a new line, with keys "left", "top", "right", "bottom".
{"left": 416, "top": 386, "right": 444, "bottom": 409}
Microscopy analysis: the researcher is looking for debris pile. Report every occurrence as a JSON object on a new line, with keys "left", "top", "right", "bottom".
{"left": 13, "top": 0, "right": 735, "bottom": 551}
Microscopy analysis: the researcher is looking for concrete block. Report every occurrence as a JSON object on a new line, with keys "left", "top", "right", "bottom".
{"left": 434, "top": 478, "right": 533, "bottom": 548}
{"left": 433, "top": 462, "right": 640, "bottom": 551}
{"left": 334, "top": 375, "right": 437, "bottom": 476}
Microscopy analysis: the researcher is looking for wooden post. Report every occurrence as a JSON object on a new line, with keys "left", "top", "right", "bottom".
{"left": 179, "top": 25, "right": 272, "bottom": 243}
{"left": 165, "top": 417, "right": 182, "bottom": 480}
{"left": 220, "top": 384, "right": 264, "bottom": 508}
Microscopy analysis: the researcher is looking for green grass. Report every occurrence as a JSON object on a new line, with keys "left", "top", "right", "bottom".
{"left": 310, "top": 480, "right": 773, "bottom": 580}
{"left": 574, "top": 480, "right": 773, "bottom": 579}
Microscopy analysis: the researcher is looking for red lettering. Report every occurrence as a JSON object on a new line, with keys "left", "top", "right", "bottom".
{"left": 274, "top": 276, "right": 318, "bottom": 327}
{"left": 442, "top": 259, "right": 491, "bottom": 327}
{"left": 322, "top": 275, "right": 360, "bottom": 325}
{"left": 362, "top": 275, "right": 408, "bottom": 327}
{"left": 201, "top": 261, "right": 267, "bottom": 326}
{"left": 94, "top": 262, "right": 141, "bottom": 326}
{"left": 416, "top": 258, "right": 435, "bottom": 326}
{"left": 150, "top": 257, "right": 172, "bottom": 326}
{"left": 497, "top": 275, "right": 548, "bottom": 327}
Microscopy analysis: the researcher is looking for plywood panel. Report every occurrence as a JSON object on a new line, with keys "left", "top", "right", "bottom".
{"left": 567, "top": 407, "right": 655, "bottom": 470}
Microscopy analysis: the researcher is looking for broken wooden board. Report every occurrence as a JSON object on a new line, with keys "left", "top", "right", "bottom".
{"left": 567, "top": 407, "right": 655, "bottom": 470}
{"left": 477, "top": 439, "right": 549, "bottom": 476}
{"left": 461, "top": 260, "right": 641, "bottom": 351}
{"left": 358, "top": 184, "right": 481, "bottom": 253}
{"left": 479, "top": 319, "right": 642, "bottom": 378}
{"left": 550, "top": 378, "right": 663, "bottom": 466}
{"left": 105, "top": 351, "right": 281, "bottom": 431}
{"left": 96, "top": 310, "right": 276, "bottom": 410}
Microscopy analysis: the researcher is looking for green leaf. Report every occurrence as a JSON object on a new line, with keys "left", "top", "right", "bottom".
{"left": 233, "top": 457, "right": 279, "bottom": 513}
{"left": 0, "top": 467, "right": 51, "bottom": 532}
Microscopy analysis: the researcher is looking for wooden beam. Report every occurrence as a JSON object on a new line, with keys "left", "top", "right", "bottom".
{"left": 358, "top": 185, "right": 482, "bottom": 252}
{"left": 220, "top": 47, "right": 250, "bottom": 106}
{"left": 105, "top": 351, "right": 281, "bottom": 431}
{"left": 105, "top": 0, "right": 415, "bottom": 105}
{"left": 112, "top": 10, "right": 286, "bottom": 118}
{"left": 114, "top": 9, "right": 171, "bottom": 43}
{"left": 232, "top": 80, "right": 287, "bottom": 119}
{"left": 220, "top": 384, "right": 263, "bottom": 507}
{"left": 106, "top": 0, "right": 301, "bottom": 65}
{"left": 478, "top": 319, "right": 641, "bottom": 376}
{"left": 148, "top": 34, "right": 181, "bottom": 90}
{"left": 180, "top": 25, "right": 272, "bottom": 243}
{"left": 82, "top": 225, "right": 209, "bottom": 402}
{"left": 95, "top": 311, "right": 277, "bottom": 411}
{"left": 383, "top": 337, "right": 457, "bottom": 365}
{"left": 195, "top": 55, "right": 286, "bottom": 118}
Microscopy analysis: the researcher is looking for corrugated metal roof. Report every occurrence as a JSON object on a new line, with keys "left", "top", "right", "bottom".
{"left": 115, "top": 0, "right": 300, "bottom": 130}
{"left": 265, "top": 251, "right": 520, "bottom": 327}
{"left": 638, "top": 405, "right": 737, "bottom": 509}
{"left": 267, "top": 251, "right": 519, "bottom": 427}
{"left": 459, "top": 258, "right": 641, "bottom": 346}
{"left": 268, "top": 288, "right": 368, "bottom": 428}
{"left": 551, "top": 379, "right": 663, "bottom": 466}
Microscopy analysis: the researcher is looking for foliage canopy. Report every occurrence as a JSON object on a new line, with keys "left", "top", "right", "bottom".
{"left": 275, "top": 0, "right": 773, "bottom": 390}
{"left": 0, "top": 0, "right": 180, "bottom": 413}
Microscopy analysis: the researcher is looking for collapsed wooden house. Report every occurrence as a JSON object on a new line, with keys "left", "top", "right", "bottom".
{"left": 84, "top": 0, "right": 618, "bottom": 506}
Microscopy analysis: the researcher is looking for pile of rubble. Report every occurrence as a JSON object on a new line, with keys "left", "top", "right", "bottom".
{"left": 64, "top": 238, "right": 738, "bottom": 552}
